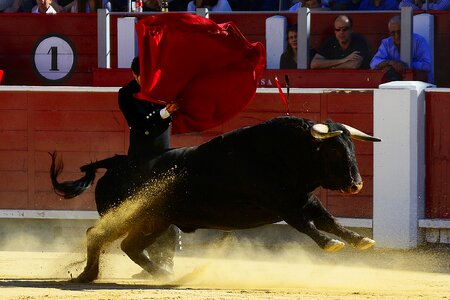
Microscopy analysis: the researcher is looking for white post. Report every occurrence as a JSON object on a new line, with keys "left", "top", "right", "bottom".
{"left": 373, "top": 81, "right": 434, "bottom": 248}
{"left": 297, "top": 7, "right": 310, "bottom": 69}
{"left": 413, "top": 14, "right": 434, "bottom": 82}
{"left": 196, "top": 7, "right": 209, "bottom": 18}
{"left": 400, "top": 7, "right": 413, "bottom": 68}
{"left": 265, "top": 16, "right": 287, "bottom": 69}
{"left": 117, "top": 17, "right": 137, "bottom": 68}
{"left": 97, "top": 9, "right": 110, "bottom": 69}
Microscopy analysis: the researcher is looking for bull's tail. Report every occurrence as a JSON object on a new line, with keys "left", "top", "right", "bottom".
{"left": 49, "top": 151, "right": 99, "bottom": 199}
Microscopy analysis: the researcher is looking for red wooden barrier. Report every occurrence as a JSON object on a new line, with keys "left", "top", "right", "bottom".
{"left": 0, "top": 88, "right": 374, "bottom": 218}
{"left": 425, "top": 90, "right": 450, "bottom": 218}
{"left": 93, "top": 68, "right": 420, "bottom": 89}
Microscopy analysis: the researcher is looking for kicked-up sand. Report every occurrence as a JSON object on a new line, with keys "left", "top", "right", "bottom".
{"left": 0, "top": 235, "right": 449, "bottom": 300}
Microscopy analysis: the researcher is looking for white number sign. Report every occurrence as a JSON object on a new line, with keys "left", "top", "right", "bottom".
{"left": 33, "top": 35, "right": 76, "bottom": 82}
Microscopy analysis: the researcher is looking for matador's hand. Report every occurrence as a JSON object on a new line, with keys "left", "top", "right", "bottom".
{"left": 166, "top": 103, "right": 179, "bottom": 114}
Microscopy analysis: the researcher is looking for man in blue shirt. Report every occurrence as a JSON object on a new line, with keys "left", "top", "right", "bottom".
{"left": 370, "top": 16, "right": 433, "bottom": 83}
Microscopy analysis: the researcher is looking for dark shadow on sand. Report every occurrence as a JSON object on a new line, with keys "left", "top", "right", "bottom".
{"left": 0, "top": 278, "right": 181, "bottom": 291}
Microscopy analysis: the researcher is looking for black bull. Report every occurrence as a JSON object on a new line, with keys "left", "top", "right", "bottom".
{"left": 50, "top": 116, "right": 381, "bottom": 283}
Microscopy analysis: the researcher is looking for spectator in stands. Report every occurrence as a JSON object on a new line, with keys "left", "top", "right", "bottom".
{"left": 187, "top": 0, "right": 231, "bottom": 11}
{"left": 358, "top": 0, "right": 399, "bottom": 10}
{"left": 279, "top": 25, "right": 316, "bottom": 69}
{"left": 370, "top": 16, "right": 433, "bottom": 83}
{"left": 399, "top": 0, "right": 450, "bottom": 10}
{"left": 32, "top": 0, "right": 57, "bottom": 12}
{"left": 280, "top": 25, "right": 298, "bottom": 69}
{"left": 310, "top": 15, "right": 372, "bottom": 69}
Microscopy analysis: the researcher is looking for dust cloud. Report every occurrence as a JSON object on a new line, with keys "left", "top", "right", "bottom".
{"left": 0, "top": 168, "right": 449, "bottom": 299}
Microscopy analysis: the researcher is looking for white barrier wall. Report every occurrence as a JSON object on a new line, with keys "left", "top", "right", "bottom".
{"left": 373, "top": 81, "right": 434, "bottom": 248}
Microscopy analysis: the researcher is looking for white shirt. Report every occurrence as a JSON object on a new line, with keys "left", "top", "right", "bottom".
{"left": 32, "top": 4, "right": 57, "bottom": 14}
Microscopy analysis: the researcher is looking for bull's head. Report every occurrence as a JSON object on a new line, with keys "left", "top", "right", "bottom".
{"left": 311, "top": 122, "right": 381, "bottom": 194}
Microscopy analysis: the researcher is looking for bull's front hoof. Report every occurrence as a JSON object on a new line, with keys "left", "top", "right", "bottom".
{"left": 354, "top": 237, "right": 375, "bottom": 250}
{"left": 69, "top": 271, "right": 97, "bottom": 283}
{"left": 324, "top": 239, "right": 345, "bottom": 252}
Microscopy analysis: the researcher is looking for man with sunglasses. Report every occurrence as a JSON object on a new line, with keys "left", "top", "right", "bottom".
{"left": 370, "top": 16, "right": 433, "bottom": 83}
{"left": 310, "top": 15, "right": 371, "bottom": 70}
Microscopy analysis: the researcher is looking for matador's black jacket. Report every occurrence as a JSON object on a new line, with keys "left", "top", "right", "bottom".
{"left": 118, "top": 79, "right": 172, "bottom": 159}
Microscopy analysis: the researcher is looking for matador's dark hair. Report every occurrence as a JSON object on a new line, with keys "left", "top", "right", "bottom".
{"left": 131, "top": 56, "right": 140, "bottom": 76}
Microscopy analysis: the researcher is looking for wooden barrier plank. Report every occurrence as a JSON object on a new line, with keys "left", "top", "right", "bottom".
{"left": 0, "top": 111, "right": 27, "bottom": 130}
{"left": 327, "top": 195, "right": 373, "bottom": 218}
{"left": 0, "top": 151, "right": 27, "bottom": 172}
{"left": 35, "top": 131, "right": 125, "bottom": 152}
{"left": 0, "top": 35, "right": 97, "bottom": 55}
{"left": 0, "top": 192, "right": 28, "bottom": 209}
{"left": 0, "top": 14, "right": 97, "bottom": 36}
{"left": 0, "top": 92, "right": 28, "bottom": 109}
{"left": 0, "top": 171, "right": 27, "bottom": 191}
{"left": 326, "top": 91, "right": 373, "bottom": 113}
{"left": 33, "top": 191, "right": 96, "bottom": 210}
{"left": 0, "top": 131, "right": 27, "bottom": 150}
{"left": 426, "top": 91, "right": 450, "bottom": 218}
{"left": 28, "top": 91, "right": 118, "bottom": 111}
{"left": 33, "top": 111, "right": 124, "bottom": 132}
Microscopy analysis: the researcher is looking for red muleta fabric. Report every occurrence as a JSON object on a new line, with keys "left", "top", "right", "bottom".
{"left": 135, "top": 13, "right": 265, "bottom": 134}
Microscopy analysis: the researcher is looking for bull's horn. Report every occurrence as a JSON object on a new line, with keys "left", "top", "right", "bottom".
{"left": 311, "top": 124, "right": 343, "bottom": 140}
{"left": 343, "top": 124, "right": 382, "bottom": 142}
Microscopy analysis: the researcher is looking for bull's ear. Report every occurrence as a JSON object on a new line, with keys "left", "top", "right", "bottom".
{"left": 342, "top": 124, "right": 382, "bottom": 142}
{"left": 311, "top": 124, "right": 343, "bottom": 140}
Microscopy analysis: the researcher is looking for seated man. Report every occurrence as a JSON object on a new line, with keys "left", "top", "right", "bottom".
{"left": 310, "top": 15, "right": 372, "bottom": 69}
{"left": 370, "top": 16, "right": 433, "bottom": 83}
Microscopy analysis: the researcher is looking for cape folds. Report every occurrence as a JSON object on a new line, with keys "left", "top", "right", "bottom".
{"left": 135, "top": 13, "right": 266, "bottom": 134}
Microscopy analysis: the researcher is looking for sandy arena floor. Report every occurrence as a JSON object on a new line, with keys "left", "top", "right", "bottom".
{"left": 0, "top": 238, "right": 449, "bottom": 300}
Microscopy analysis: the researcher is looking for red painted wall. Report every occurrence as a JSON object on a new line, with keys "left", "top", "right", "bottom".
{"left": 0, "top": 89, "right": 374, "bottom": 218}
{"left": 425, "top": 91, "right": 450, "bottom": 218}
{"left": 0, "top": 12, "right": 449, "bottom": 87}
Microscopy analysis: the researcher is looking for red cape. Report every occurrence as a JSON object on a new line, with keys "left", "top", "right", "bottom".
{"left": 135, "top": 13, "right": 265, "bottom": 134}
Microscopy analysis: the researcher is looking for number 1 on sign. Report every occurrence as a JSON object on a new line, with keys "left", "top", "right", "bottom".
{"left": 48, "top": 46, "right": 59, "bottom": 71}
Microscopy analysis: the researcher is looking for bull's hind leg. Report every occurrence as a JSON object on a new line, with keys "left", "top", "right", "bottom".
{"left": 304, "top": 194, "right": 375, "bottom": 250}
{"left": 72, "top": 225, "right": 118, "bottom": 283}
{"left": 73, "top": 217, "right": 128, "bottom": 283}
{"left": 120, "top": 221, "right": 173, "bottom": 279}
